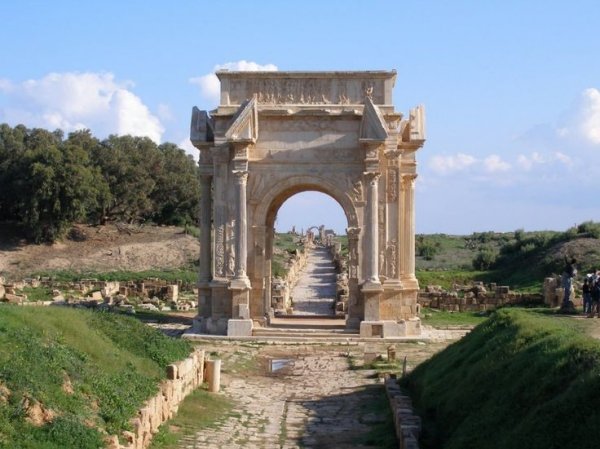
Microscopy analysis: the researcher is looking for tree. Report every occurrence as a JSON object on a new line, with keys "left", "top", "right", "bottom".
{"left": 151, "top": 143, "right": 200, "bottom": 226}
{"left": 90, "top": 135, "right": 161, "bottom": 223}
{"left": 12, "top": 127, "right": 108, "bottom": 242}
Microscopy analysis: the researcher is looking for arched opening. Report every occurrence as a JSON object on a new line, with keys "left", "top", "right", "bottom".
{"left": 270, "top": 192, "right": 346, "bottom": 317}
{"left": 254, "top": 181, "right": 359, "bottom": 325}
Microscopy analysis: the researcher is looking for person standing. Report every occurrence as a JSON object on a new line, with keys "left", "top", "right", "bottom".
{"left": 583, "top": 275, "right": 592, "bottom": 314}
{"left": 561, "top": 256, "right": 577, "bottom": 308}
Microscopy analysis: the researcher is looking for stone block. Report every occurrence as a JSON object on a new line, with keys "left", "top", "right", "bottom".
{"left": 227, "top": 319, "right": 253, "bottom": 337}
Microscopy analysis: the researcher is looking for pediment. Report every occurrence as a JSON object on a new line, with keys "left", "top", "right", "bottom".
{"left": 359, "top": 96, "right": 388, "bottom": 142}
{"left": 225, "top": 96, "right": 258, "bottom": 143}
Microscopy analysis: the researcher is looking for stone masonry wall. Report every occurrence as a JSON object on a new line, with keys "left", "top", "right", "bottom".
{"left": 105, "top": 348, "right": 205, "bottom": 449}
{"left": 418, "top": 283, "right": 544, "bottom": 312}
{"left": 271, "top": 249, "right": 309, "bottom": 312}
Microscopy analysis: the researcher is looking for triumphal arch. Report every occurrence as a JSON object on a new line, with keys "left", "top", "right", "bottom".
{"left": 190, "top": 70, "right": 425, "bottom": 337}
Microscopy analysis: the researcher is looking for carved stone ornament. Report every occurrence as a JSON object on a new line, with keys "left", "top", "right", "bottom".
{"left": 352, "top": 180, "right": 363, "bottom": 202}
{"left": 388, "top": 239, "right": 397, "bottom": 278}
{"left": 227, "top": 247, "right": 235, "bottom": 276}
{"left": 215, "top": 225, "right": 225, "bottom": 275}
{"left": 388, "top": 168, "right": 398, "bottom": 202}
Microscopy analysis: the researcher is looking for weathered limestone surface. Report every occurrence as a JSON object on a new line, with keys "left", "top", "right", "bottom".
{"left": 191, "top": 70, "right": 425, "bottom": 337}
{"left": 105, "top": 348, "right": 205, "bottom": 449}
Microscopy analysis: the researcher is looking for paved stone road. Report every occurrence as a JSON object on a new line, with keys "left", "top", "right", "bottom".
{"left": 176, "top": 344, "right": 394, "bottom": 449}
{"left": 291, "top": 247, "right": 337, "bottom": 316}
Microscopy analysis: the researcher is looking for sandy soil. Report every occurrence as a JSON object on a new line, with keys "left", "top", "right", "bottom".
{"left": 0, "top": 224, "right": 199, "bottom": 280}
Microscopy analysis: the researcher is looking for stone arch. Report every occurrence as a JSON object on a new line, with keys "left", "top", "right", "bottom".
{"left": 253, "top": 175, "right": 359, "bottom": 231}
{"left": 190, "top": 70, "right": 425, "bottom": 337}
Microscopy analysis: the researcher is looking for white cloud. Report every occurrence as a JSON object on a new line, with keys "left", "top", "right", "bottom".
{"left": 178, "top": 138, "right": 198, "bottom": 161}
{"left": 517, "top": 152, "right": 545, "bottom": 171}
{"left": 189, "top": 60, "right": 278, "bottom": 105}
{"left": 578, "top": 88, "right": 600, "bottom": 144}
{"left": 483, "top": 154, "right": 511, "bottom": 173}
{"left": 554, "top": 151, "right": 573, "bottom": 166}
{"left": 554, "top": 87, "right": 600, "bottom": 147}
{"left": 0, "top": 72, "right": 164, "bottom": 142}
{"left": 0, "top": 78, "right": 13, "bottom": 92}
{"left": 428, "top": 152, "right": 476, "bottom": 174}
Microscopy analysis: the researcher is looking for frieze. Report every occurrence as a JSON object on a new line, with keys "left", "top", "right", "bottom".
{"left": 223, "top": 76, "right": 389, "bottom": 106}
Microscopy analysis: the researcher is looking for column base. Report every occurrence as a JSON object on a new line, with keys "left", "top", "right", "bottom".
{"left": 382, "top": 279, "right": 404, "bottom": 290}
{"left": 227, "top": 319, "right": 253, "bottom": 337}
{"left": 362, "top": 280, "right": 384, "bottom": 292}
{"left": 229, "top": 277, "right": 251, "bottom": 290}
{"left": 188, "top": 316, "right": 228, "bottom": 335}
{"left": 359, "top": 318, "right": 421, "bottom": 338}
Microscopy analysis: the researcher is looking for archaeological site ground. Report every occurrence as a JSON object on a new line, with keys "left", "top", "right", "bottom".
{"left": 1, "top": 70, "right": 600, "bottom": 449}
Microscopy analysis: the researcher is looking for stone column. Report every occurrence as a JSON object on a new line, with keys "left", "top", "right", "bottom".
{"left": 231, "top": 170, "right": 250, "bottom": 286}
{"left": 402, "top": 174, "right": 417, "bottom": 282}
{"left": 364, "top": 172, "right": 381, "bottom": 285}
{"left": 198, "top": 174, "right": 212, "bottom": 283}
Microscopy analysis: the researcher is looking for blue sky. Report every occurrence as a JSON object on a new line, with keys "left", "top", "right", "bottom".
{"left": 1, "top": 1, "right": 599, "bottom": 234}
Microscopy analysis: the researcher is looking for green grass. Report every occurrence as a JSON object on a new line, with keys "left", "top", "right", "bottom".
{"left": 272, "top": 233, "right": 304, "bottom": 278}
{"left": 149, "top": 389, "right": 235, "bottom": 449}
{"left": 416, "top": 269, "right": 489, "bottom": 291}
{"left": 32, "top": 268, "right": 197, "bottom": 283}
{"left": 420, "top": 307, "right": 489, "bottom": 327}
{"left": 0, "top": 306, "right": 192, "bottom": 448}
{"left": 19, "top": 286, "right": 53, "bottom": 302}
{"left": 356, "top": 387, "right": 398, "bottom": 449}
{"left": 403, "top": 309, "right": 600, "bottom": 449}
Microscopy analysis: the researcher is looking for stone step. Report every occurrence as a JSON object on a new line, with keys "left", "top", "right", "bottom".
{"left": 253, "top": 327, "right": 356, "bottom": 338}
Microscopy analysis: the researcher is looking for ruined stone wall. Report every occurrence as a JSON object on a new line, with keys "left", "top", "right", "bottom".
{"left": 271, "top": 249, "right": 308, "bottom": 312}
{"left": 105, "top": 348, "right": 205, "bottom": 449}
{"left": 418, "top": 284, "right": 545, "bottom": 312}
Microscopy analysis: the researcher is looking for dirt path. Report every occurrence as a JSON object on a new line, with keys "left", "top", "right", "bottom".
{"left": 174, "top": 335, "right": 463, "bottom": 449}
{"left": 0, "top": 224, "right": 199, "bottom": 280}
{"left": 291, "top": 247, "right": 337, "bottom": 316}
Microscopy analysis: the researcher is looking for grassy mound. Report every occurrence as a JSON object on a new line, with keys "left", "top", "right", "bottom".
{"left": 0, "top": 306, "right": 191, "bottom": 449}
{"left": 403, "top": 309, "right": 600, "bottom": 449}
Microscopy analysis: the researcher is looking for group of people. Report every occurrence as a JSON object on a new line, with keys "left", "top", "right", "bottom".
{"left": 583, "top": 270, "right": 600, "bottom": 316}
{"left": 562, "top": 256, "right": 600, "bottom": 316}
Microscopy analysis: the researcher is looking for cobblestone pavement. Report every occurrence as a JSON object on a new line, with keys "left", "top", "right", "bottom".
{"left": 291, "top": 247, "right": 337, "bottom": 316}
{"left": 177, "top": 345, "right": 387, "bottom": 449}
{"left": 174, "top": 337, "right": 462, "bottom": 449}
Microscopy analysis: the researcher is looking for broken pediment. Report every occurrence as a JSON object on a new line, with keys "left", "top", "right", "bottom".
{"left": 190, "top": 107, "right": 214, "bottom": 148}
{"left": 359, "top": 96, "right": 389, "bottom": 142}
{"left": 225, "top": 96, "right": 258, "bottom": 143}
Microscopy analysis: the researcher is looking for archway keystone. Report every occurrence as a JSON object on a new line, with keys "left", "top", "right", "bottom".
{"left": 190, "top": 70, "right": 425, "bottom": 337}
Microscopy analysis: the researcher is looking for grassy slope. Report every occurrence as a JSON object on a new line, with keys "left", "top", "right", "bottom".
{"left": 416, "top": 231, "right": 600, "bottom": 291}
{"left": 271, "top": 233, "right": 304, "bottom": 278}
{"left": 403, "top": 309, "right": 600, "bottom": 449}
{"left": 0, "top": 306, "right": 191, "bottom": 449}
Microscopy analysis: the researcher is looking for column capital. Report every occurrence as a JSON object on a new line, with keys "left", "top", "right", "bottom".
{"left": 346, "top": 226, "right": 361, "bottom": 240}
{"left": 232, "top": 170, "right": 248, "bottom": 184}
{"left": 384, "top": 149, "right": 402, "bottom": 160}
{"left": 363, "top": 172, "right": 381, "bottom": 184}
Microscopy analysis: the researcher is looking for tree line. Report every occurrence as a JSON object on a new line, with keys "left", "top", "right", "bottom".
{"left": 0, "top": 124, "right": 200, "bottom": 242}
